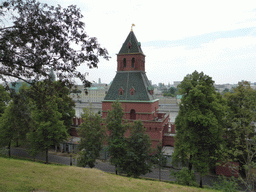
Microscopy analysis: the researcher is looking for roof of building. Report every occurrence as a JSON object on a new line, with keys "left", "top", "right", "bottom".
{"left": 118, "top": 31, "right": 143, "bottom": 55}
{"left": 104, "top": 71, "right": 156, "bottom": 101}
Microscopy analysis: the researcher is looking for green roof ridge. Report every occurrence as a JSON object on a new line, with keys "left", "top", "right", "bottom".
{"left": 104, "top": 71, "right": 156, "bottom": 101}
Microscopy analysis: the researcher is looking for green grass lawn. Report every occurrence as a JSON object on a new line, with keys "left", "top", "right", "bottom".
{"left": 0, "top": 157, "right": 218, "bottom": 192}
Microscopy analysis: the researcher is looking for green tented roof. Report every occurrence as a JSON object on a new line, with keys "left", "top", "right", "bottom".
{"left": 118, "top": 31, "right": 143, "bottom": 54}
{"left": 104, "top": 71, "right": 156, "bottom": 101}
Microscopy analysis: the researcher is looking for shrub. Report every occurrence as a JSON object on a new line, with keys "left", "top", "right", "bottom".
{"left": 212, "top": 175, "right": 240, "bottom": 192}
{"left": 170, "top": 167, "right": 197, "bottom": 186}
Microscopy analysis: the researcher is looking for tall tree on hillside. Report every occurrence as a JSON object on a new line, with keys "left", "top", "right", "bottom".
{"left": 172, "top": 71, "right": 226, "bottom": 188}
{"left": 0, "top": 84, "right": 10, "bottom": 117}
{"left": 120, "top": 120, "right": 152, "bottom": 178}
{"left": 152, "top": 142, "right": 167, "bottom": 181}
{"left": 27, "top": 80, "right": 70, "bottom": 164}
{"left": 106, "top": 101, "right": 127, "bottom": 175}
{"left": 0, "top": 0, "right": 109, "bottom": 87}
{"left": 51, "top": 81, "right": 75, "bottom": 133}
{"left": 77, "top": 107, "right": 105, "bottom": 168}
{"left": 0, "top": 84, "right": 30, "bottom": 157}
{"left": 224, "top": 81, "right": 256, "bottom": 192}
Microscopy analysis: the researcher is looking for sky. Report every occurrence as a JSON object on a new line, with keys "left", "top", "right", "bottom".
{"left": 15, "top": 0, "right": 256, "bottom": 85}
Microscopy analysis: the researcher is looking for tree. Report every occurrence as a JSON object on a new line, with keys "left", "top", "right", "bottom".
{"left": 51, "top": 81, "right": 75, "bottom": 133}
{"left": 172, "top": 71, "right": 226, "bottom": 188}
{"left": 0, "top": 84, "right": 30, "bottom": 157}
{"left": 224, "top": 81, "right": 256, "bottom": 192}
{"left": 169, "top": 87, "right": 178, "bottom": 95}
{"left": 77, "top": 107, "right": 105, "bottom": 168}
{"left": 106, "top": 100, "right": 127, "bottom": 175}
{"left": 0, "top": 84, "right": 10, "bottom": 117}
{"left": 222, "top": 88, "right": 230, "bottom": 95}
{"left": 0, "top": 102, "right": 17, "bottom": 157}
{"left": 120, "top": 120, "right": 152, "bottom": 178}
{"left": 0, "top": 0, "right": 109, "bottom": 87}
{"left": 151, "top": 142, "right": 167, "bottom": 181}
{"left": 27, "top": 80, "right": 69, "bottom": 164}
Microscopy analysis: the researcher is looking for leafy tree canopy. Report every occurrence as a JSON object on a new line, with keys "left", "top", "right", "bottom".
{"left": 172, "top": 70, "right": 227, "bottom": 187}
{"left": 106, "top": 101, "right": 127, "bottom": 174}
{"left": 224, "top": 81, "right": 256, "bottom": 191}
{"left": 77, "top": 107, "right": 105, "bottom": 168}
{"left": 27, "top": 80, "right": 72, "bottom": 163}
{"left": 0, "top": 84, "right": 10, "bottom": 116}
{"left": 0, "top": 0, "right": 109, "bottom": 88}
{"left": 120, "top": 120, "right": 152, "bottom": 178}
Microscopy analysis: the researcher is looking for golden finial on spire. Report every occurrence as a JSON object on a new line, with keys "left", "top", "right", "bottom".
{"left": 131, "top": 24, "right": 135, "bottom": 31}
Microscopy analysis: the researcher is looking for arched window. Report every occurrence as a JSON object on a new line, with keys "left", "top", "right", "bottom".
{"left": 123, "top": 58, "right": 126, "bottom": 68}
{"left": 131, "top": 58, "right": 135, "bottom": 68}
{"left": 119, "top": 87, "right": 124, "bottom": 95}
{"left": 130, "top": 109, "right": 136, "bottom": 120}
{"left": 130, "top": 87, "right": 135, "bottom": 95}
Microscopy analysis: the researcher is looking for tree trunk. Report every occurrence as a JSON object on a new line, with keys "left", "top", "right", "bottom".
{"left": 46, "top": 148, "right": 48, "bottom": 164}
{"left": 16, "top": 138, "right": 19, "bottom": 147}
{"left": 187, "top": 155, "right": 193, "bottom": 186}
{"left": 200, "top": 176, "right": 203, "bottom": 188}
{"left": 159, "top": 165, "right": 161, "bottom": 181}
{"left": 188, "top": 155, "right": 193, "bottom": 171}
{"left": 8, "top": 141, "right": 11, "bottom": 158}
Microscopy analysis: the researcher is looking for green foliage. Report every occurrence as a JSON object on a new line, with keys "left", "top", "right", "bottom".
{"left": 52, "top": 81, "right": 75, "bottom": 132}
{"left": 170, "top": 167, "right": 197, "bottom": 187}
{"left": 223, "top": 81, "right": 256, "bottom": 191}
{"left": 169, "top": 87, "right": 178, "bottom": 95}
{"left": 0, "top": 84, "right": 10, "bottom": 117}
{"left": 27, "top": 81, "right": 69, "bottom": 163}
{"left": 120, "top": 120, "right": 152, "bottom": 177}
{"left": 77, "top": 107, "right": 105, "bottom": 168}
{"left": 106, "top": 101, "right": 152, "bottom": 177}
{"left": 0, "top": 0, "right": 109, "bottom": 87}
{"left": 151, "top": 143, "right": 167, "bottom": 181}
{"left": 106, "top": 101, "right": 127, "bottom": 173}
{"left": 0, "top": 147, "right": 8, "bottom": 157}
{"left": 0, "top": 83, "right": 31, "bottom": 156}
{"left": 163, "top": 87, "right": 178, "bottom": 97}
{"left": 172, "top": 71, "right": 227, "bottom": 186}
{"left": 221, "top": 88, "right": 230, "bottom": 95}
{"left": 212, "top": 175, "right": 240, "bottom": 192}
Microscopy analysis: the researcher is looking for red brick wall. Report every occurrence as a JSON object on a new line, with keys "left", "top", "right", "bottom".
{"left": 171, "top": 124, "right": 175, "bottom": 134}
{"left": 70, "top": 127, "right": 78, "bottom": 137}
{"left": 216, "top": 161, "right": 239, "bottom": 177}
{"left": 102, "top": 101, "right": 159, "bottom": 121}
{"left": 117, "top": 54, "right": 145, "bottom": 72}
{"left": 162, "top": 136, "right": 175, "bottom": 146}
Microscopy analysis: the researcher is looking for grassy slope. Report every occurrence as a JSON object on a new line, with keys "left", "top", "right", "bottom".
{"left": 0, "top": 157, "right": 217, "bottom": 192}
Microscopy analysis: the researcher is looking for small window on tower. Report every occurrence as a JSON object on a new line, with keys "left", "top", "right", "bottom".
{"left": 119, "top": 87, "right": 124, "bottom": 95}
{"left": 130, "top": 87, "right": 135, "bottom": 95}
{"left": 131, "top": 58, "right": 135, "bottom": 68}
{"left": 123, "top": 58, "right": 126, "bottom": 68}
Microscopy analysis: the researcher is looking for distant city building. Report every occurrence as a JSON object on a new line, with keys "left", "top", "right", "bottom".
{"left": 70, "top": 84, "right": 109, "bottom": 117}
{"left": 173, "top": 81, "right": 181, "bottom": 88}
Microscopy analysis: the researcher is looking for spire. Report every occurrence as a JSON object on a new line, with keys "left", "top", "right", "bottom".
{"left": 131, "top": 24, "right": 135, "bottom": 31}
{"left": 118, "top": 30, "right": 143, "bottom": 55}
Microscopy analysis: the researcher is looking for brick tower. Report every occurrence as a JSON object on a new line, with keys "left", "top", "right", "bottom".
{"left": 102, "top": 28, "right": 170, "bottom": 149}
